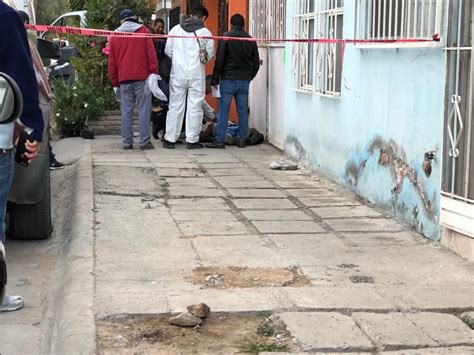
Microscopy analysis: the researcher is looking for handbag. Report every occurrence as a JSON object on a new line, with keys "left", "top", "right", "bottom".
{"left": 193, "top": 31, "right": 209, "bottom": 64}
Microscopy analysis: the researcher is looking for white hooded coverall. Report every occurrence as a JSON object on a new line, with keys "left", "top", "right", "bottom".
{"left": 164, "top": 21, "right": 214, "bottom": 143}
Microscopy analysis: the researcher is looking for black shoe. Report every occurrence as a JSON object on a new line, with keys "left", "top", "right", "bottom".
{"left": 162, "top": 140, "right": 175, "bottom": 149}
{"left": 186, "top": 142, "right": 204, "bottom": 149}
{"left": 123, "top": 144, "right": 133, "bottom": 150}
{"left": 236, "top": 141, "right": 246, "bottom": 148}
{"left": 140, "top": 141, "right": 155, "bottom": 151}
{"left": 206, "top": 142, "right": 225, "bottom": 149}
{"left": 50, "top": 160, "right": 65, "bottom": 170}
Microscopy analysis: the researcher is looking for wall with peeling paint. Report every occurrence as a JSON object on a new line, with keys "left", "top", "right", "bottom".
{"left": 283, "top": 1, "right": 446, "bottom": 240}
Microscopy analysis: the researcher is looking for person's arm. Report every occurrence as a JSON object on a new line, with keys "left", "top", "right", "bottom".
{"left": 165, "top": 29, "right": 174, "bottom": 59}
{"left": 211, "top": 37, "right": 227, "bottom": 86}
{"left": 250, "top": 42, "right": 260, "bottom": 81}
{"left": 204, "top": 28, "right": 215, "bottom": 61}
{"left": 0, "top": 11, "right": 44, "bottom": 142}
{"left": 107, "top": 38, "right": 119, "bottom": 87}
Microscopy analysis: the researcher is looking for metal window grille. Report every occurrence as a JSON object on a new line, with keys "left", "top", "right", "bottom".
{"left": 249, "top": 0, "right": 286, "bottom": 43}
{"left": 355, "top": 0, "right": 444, "bottom": 42}
{"left": 292, "top": 0, "right": 344, "bottom": 96}
{"left": 441, "top": 0, "right": 473, "bottom": 203}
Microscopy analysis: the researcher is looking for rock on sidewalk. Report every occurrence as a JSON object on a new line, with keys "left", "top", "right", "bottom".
{"left": 187, "top": 303, "right": 211, "bottom": 318}
{"left": 169, "top": 312, "right": 202, "bottom": 327}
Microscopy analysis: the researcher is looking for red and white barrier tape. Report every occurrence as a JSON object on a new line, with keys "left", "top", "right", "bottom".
{"left": 26, "top": 24, "right": 441, "bottom": 44}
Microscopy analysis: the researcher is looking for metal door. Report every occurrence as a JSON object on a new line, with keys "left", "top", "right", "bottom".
{"left": 442, "top": 0, "right": 473, "bottom": 203}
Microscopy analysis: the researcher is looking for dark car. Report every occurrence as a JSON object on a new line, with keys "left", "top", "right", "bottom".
{"left": 6, "top": 38, "right": 56, "bottom": 240}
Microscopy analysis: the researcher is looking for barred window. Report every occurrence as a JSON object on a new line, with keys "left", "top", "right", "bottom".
{"left": 292, "top": 0, "right": 344, "bottom": 97}
{"left": 355, "top": 0, "right": 444, "bottom": 43}
{"left": 249, "top": 0, "right": 286, "bottom": 43}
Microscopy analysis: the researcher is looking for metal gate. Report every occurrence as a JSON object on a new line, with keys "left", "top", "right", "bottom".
{"left": 442, "top": 0, "right": 473, "bottom": 203}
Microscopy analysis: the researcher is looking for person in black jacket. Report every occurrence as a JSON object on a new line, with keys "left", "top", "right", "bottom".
{"left": 207, "top": 13, "right": 260, "bottom": 149}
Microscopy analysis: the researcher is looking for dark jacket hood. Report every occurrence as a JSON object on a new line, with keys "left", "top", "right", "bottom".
{"left": 180, "top": 17, "right": 204, "bottom": 33}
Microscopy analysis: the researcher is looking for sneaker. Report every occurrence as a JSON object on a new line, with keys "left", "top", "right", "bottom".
{"left": 186, "top": 142, "right": 204, "bottom": 149}
{"left": 162, "top": 140, "right": 175, "bottom": 149}
{"left": 49, "top": 160, "right": 65, "bottom": 170}
{"left": 139, "top": 141, "right": 155, "bottom": 151}
{"left": 270, "top": 160, "right": 298, "bottom": 171}
{"left": 0, "top": 294, "right": 24, "bottom": 312}
{"left": 206, "top": 142, "right": 225, "bottom": 149}
{"left": 236, "top": 141, "right": 246, "bottom": 148}
{"left": 123, "top": 144, "right": 133, "bottom": 150}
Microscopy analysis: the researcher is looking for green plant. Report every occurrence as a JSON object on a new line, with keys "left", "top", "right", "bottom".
{"left": 52, "top": 78, "right": 109, "bottom": 137}
{"left": 257, "top": 322, "right": 275, "bottom": 337}
{"left": 85, "top": 0, "right": 154, "bottom": 30}
{"left": 240, "top": 339, "right": 289, "bottom": 353}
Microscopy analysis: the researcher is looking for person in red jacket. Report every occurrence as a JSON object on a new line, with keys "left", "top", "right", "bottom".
{"left": 108, "top": 9, "right": 158, "bottom": 150}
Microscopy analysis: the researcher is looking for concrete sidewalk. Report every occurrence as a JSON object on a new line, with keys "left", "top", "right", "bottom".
{"left": 91, "top": 136, "right": 473, "bottom": 353}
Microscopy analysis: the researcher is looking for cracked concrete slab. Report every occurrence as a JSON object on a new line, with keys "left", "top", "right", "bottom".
{"left": 325, "top": 217, "right": 406, "bottom": 232}
{"left": 233, "top": 198, "right": 299, "bottom": 209}
{"left": 298, "top": 196, "right": 362, "bottom": 207}
{"left": 278, "top": 312, "right": 374, "bottom": 352}
{"left": 252, "top": 220, "right": 326, "bottom": 234}
{"left": 192, "top": 235, "right": 290, "bottom": 267}
{"left": 227, "top": 188, "right": 287, "bottom": 198}
{"left": 177, "top": 220, "right": 251, "bottom": 237}
{"left": 166, "top": 197, "right": 230, "bottom": 210}
{"left": 286, "top": 286, "right": 396, "bottom": 311}
{"left": 352, "top": 312, "right": 439, "bottom": 349}
{"left": 242, "top": 209, "right": 312, "bottom": 221}
{"left": 170, "top": 210, "right": 238, "bottom": 222}
{"left": 311, "top": 205, "right": 382, "bottom": 218}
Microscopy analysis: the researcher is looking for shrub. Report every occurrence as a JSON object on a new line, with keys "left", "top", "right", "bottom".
{"left": 52, "top": 78, "right": 109, "bottom": 137}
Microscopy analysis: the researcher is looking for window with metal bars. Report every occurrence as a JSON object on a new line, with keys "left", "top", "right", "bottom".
{"left": 249, "top": 0, "right": 286, "bottom": 43}
{"left": 292, "top": 0, "right": 344, "bottom": 97}
{"left": 355, "top": 0, "right": 444, "bottom": 43}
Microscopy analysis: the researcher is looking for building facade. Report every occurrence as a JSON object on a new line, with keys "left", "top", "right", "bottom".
{"left": 249, "top": 0, "right": 473, "bottom": 259}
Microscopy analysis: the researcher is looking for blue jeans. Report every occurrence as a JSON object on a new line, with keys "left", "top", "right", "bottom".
{"left": 0, "top": 149, "right": 14, "bottom": 244}
{"left": 215, "top": 80, "right": 250, "bottom": 144}
{"left": 120, "top": 81, "right": 152, "bottom": 146}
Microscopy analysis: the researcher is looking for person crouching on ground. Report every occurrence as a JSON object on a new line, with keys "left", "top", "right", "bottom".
{"left": 108, "top": 9, "right": 158, "bottom": 151}
{"left": 207, "top": 14, "right": 260, "bottom": 149}
{"left": 162, "top": 5, "right": 214, "bottom": 150}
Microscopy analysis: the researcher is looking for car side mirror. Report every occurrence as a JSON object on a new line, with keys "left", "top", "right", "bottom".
{"left": 0, "top": 73, "right": 23, "bottom": 124}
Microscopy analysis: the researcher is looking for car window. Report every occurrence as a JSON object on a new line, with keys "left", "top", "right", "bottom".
{"left": 43, "top": 18, "right": 63, "bottom": 41}
{"left": 62, "top": 16, "right": 81, "bottom": 27}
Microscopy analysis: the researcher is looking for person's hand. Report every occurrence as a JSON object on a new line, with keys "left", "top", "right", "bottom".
{"left": 24, "top": 140, "right": 40, "bottom": 163}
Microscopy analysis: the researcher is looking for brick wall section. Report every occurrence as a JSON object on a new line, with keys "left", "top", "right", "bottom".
{"left": 88, "top": 111, "right": 152, "bottom": 135}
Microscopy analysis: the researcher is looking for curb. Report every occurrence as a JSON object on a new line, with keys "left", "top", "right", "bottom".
{"left": 45, "top": 140, "right": 96, "bottom": 354}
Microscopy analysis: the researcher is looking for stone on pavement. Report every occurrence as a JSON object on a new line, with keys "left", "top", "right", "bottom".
{"left": 278, "top": 312, "right": 374, "bottom": 352}
{"left": 187, "top": 303, "right": 211, "bottom": 318}
{"left": 169, "top": 312, "right": 202, "bottom": 327}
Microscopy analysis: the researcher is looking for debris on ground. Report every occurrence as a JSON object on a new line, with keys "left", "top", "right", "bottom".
{"left": 204, "top": 274, "right": 223, "bottom": 287}
{"left": 269, "top": 160, "right": 298, "bottom": 171}
{"left": 169, "top": 312, "right": 202, "bottom": 327}
{"left": 97, "top": 313, "right": 299, "bottom": 353}
{"left": 187, "top": 303, "right": 211, "bottom": 318}
{"left": 187, "top": 266, "right": 310, "bottom": 289}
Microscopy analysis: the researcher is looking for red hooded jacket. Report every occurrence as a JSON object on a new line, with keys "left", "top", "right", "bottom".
{"left": 108, "top": 24, "right": 158, "bottom": 87}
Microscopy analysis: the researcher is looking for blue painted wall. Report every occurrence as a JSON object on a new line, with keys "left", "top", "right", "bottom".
{"left": 283, "top": 1, "right": 446, "bottom": 240}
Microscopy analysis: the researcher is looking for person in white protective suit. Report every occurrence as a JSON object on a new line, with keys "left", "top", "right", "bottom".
{"left": 163, "top": 5, "right": 214, "bottom": 149}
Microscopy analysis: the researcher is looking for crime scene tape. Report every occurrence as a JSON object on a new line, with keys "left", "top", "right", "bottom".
{"left": 26, "top": 24, "right": 441, "bottom": 45}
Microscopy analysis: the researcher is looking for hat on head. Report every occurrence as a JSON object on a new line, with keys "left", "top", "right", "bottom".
{"left": 119, "top": 9, "right": 136, "bottom": 21}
